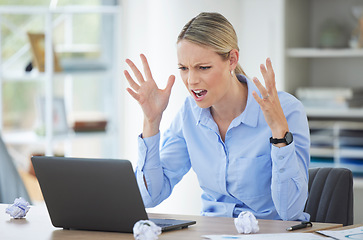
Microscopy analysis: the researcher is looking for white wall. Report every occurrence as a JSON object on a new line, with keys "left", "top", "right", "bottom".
{"left": 119, "top": 0, "right": 283, "bottom": 215}
{"left": 239, "top": 0, "right": 285, "bottom": 90}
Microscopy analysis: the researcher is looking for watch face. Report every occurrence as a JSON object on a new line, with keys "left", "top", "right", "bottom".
{"left": 285, "top": 132, "right": 293, "bottom": 145}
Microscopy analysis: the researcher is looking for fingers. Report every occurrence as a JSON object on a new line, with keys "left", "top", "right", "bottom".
{"left": 125, "top": 54, "right": 156, "bottom": 84}
{"left": 165, "top": 75, "right": 176, "bottom": 94}
{"left": 260, "top": 58, "right": 276, "bottom": 90}
{"left": 265, "top": 58, "right": 275, "bottom": 80}
{"left": 126, "top": 87, "right": 140, "bottom": 101}
{"left": 253, "top": 58, "right": 288, "bottom": 133}
{"left": 253, "top": 58, "right": 277, "bottom": 102}
{"left": 124, "top": 54, "right": 174, "bottom": 101}
{"left": 140, "top": 54, "right": 153, "bottom": 81}
{"left": 124, "top": 70, "right": 140, "bottom": 92}
{"left": 124, "top": 69, "right": 140, "bottom": 101}
{"left": 252, "top": 90, "right": 263, "bottom": 104}
{"left": 125, "top": 58, "right": 145, "bottom": 84}
{"left": 252, "top": 77, "right": 269, "bottom": 100}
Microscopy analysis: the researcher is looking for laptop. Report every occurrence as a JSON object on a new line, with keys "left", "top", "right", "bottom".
{"left": 31, "top": 156, "right": 196, "bottom": 233}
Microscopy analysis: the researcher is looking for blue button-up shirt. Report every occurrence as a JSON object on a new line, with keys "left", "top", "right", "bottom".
{"left": 135, "top": 75, "right": 310, "bottom": 221}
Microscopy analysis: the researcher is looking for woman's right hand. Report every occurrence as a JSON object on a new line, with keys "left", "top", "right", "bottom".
{"left": 124, "top": 54, "right": 175, "bottom": 138}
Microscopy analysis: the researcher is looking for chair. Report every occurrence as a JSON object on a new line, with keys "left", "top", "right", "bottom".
{"left": 304, "top": 167, "right": 353, "bottom": 226}
{"left": 0, "top": 135, "right": 31, "bottom": 204}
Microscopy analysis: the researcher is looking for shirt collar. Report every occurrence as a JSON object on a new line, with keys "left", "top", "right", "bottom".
{"left": 196, "top": 106, "right": 213, "bottom": 126}
{"left": 196, "top": 74, "right": 261, "bottom": 128}
{"left": 237, "top": 75, "right": 260, "bottom": 128}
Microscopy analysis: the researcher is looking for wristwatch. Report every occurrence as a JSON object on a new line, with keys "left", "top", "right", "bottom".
{"left": 270, "top": 132, "right": 293, "bottom": 145}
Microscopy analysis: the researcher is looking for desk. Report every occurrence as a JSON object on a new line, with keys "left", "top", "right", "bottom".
{"left": 0, "top": 204, "right": 342, "bottom": 240}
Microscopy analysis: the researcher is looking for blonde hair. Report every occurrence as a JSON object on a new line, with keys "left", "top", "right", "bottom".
{"left": 177, "top": 12, "right": 246, "bottom": 76}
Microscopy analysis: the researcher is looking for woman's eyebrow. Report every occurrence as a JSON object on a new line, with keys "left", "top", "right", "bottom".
{"left": 195, "top": 62, "right": 211, "bottom": 66}
{"left": 178, "top": 62, "right": 212, "bottom": 67}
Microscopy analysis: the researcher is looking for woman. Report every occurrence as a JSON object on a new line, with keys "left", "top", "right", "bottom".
{"left": 124, "top": 12, "right": 310, "bottom": 221}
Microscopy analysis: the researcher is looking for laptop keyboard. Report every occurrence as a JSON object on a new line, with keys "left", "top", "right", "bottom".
{"left": 149, "top": 218, "right": 196, "bottom": 231}
{"left": 155, "top": 223, "right": 173, "bottom": 227}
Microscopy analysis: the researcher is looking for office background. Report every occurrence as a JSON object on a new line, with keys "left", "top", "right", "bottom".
{"left": 1, "top": 0, "right": 363, "bottom": 224}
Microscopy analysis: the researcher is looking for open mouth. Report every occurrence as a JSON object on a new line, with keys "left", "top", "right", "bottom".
{"left": 192, "top": 89, "right": 207, "bottom": 98}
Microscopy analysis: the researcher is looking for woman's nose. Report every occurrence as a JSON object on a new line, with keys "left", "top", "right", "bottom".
{"left": 187, "top": 71, "right": 200, "bottom": 85}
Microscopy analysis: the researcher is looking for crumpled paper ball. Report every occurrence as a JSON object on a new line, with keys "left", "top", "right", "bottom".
{"left": 133, "top": 220, "right": 162, "bottom": 240}
{"left": 5, "top": 197, "right": 30, "bottom": 219}
{"left": 234, "top": 211, "right": 259, "bottom": 234}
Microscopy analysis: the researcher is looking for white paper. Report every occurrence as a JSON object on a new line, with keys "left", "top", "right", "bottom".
{"left": 5, "top": 197, "right": 30, "bottom": 219}
{"left": 317, "top": 226, "right": 363, "bottom": 240}
{"left": 133, "top": 220, "right": 162, "bottom": 240}
{"left": 234, "top": 211, "right": 259, "bottom": 234}
{"left": 202, "top": 233, "right": 327, "bottom": 240}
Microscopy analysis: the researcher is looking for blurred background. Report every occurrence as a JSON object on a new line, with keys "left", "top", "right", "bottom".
{"left": 1, "top": 0, "right": 363, "bottom": 223}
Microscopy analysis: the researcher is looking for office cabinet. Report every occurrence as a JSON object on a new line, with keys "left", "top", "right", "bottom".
{"left": 284, "top": 0, "right": 363, "bottom": 175}
{"left": 0, "top": 5, "right": 121, "bottom": 158}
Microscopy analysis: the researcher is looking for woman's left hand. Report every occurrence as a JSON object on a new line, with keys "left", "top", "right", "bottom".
{"left": 252, "top": 58, "right": 289, "bottom": 140}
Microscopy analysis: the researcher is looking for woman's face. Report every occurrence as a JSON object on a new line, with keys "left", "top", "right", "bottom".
{"left": 177, "top": 40, "right": 232, "bottom": 109}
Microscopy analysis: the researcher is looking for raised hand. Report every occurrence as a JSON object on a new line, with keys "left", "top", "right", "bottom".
{"left": 124, "top": 54, "right": 175, "bottom": 137}
{"left": 251, "top": 58, "right": 289, "bottom": 141}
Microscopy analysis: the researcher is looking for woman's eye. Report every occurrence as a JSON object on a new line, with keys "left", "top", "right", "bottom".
{"left": 200, "top": 66, "right": 211, "bottom": 70}
{"left": 178, "top": 67, "right": 187, "bottom": 71}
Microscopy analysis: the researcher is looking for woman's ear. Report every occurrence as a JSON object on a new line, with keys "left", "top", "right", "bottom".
{"left": 229, "top": 49, "right": 239, "bottom": 70}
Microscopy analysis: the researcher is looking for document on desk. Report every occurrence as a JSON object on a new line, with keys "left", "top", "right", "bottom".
{"left": 317, "top": 226, "right": 363, "bottom": 239}
{"left": 202, "top": 233, "right": 327, "bottom": 240}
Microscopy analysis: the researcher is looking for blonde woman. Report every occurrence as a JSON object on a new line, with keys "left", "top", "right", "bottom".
{"left": 124, "top": 12, "right": 310, "bottom": 221}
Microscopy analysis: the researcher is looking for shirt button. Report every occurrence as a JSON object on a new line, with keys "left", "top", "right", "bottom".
{"left": 278, "top": 156, "right": 284, "bottom": 160}
{"left": 279, "top": 168, "right": 285, "bottom": 173}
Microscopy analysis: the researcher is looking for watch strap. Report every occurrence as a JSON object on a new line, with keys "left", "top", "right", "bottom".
{"left": 270, "top": 132, "right": 293, "bottom": 145}
{"left": 269, "top": 137, "right": 286, "bottom": 144}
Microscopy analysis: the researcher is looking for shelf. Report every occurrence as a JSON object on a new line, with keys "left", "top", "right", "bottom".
{"left": 0, "top": 4, "right": 121, "bottom": 158}
{"left": 3, "top": 130, "right": 111, "bottom": 145}
{"left": 287, "top": 48, "right": 363, "bottom": 58}
{"left": 339, "top": 164, "right": 363, "bottom": 174}
{"left": 1, "top": 69, "right": 110, "bottom": 82}
{"left": 305, "top": 108, "right": 363, "bottom": 119}
{"left": 309, "top": 162, "right": 363, "bottom": 175}
{"left": 0, "top": 6, "right": 119, "bottom": 14}
{"left": 310, "top": 147, "right": 335, "bottom": 157}
{"left": 309, "top": 121, "right": 363, "bottom": 131}
{"left": 71, "top": 131, "right": 113, "bottom": 140}
{"left": 284, "top": 0, "right": 363, "bottom": 176}
{"left": 1, "top": 71, "right": 47, "bottom": 82}
{"left": 3, "top": 130, "right": 63, "bottom": 145}
{"left": 340, "top": 148, "right": 363, "bottom": 159}
{"left": 310, "top": 134, "right": 334, "bottom": 143}
{"left": 309, "top": 162, "right": 335, "bottom": 169}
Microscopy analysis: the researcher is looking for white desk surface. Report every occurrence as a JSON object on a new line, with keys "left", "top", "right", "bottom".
{"left": 0, "top": 204, "right": 342, "bottom": 240}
